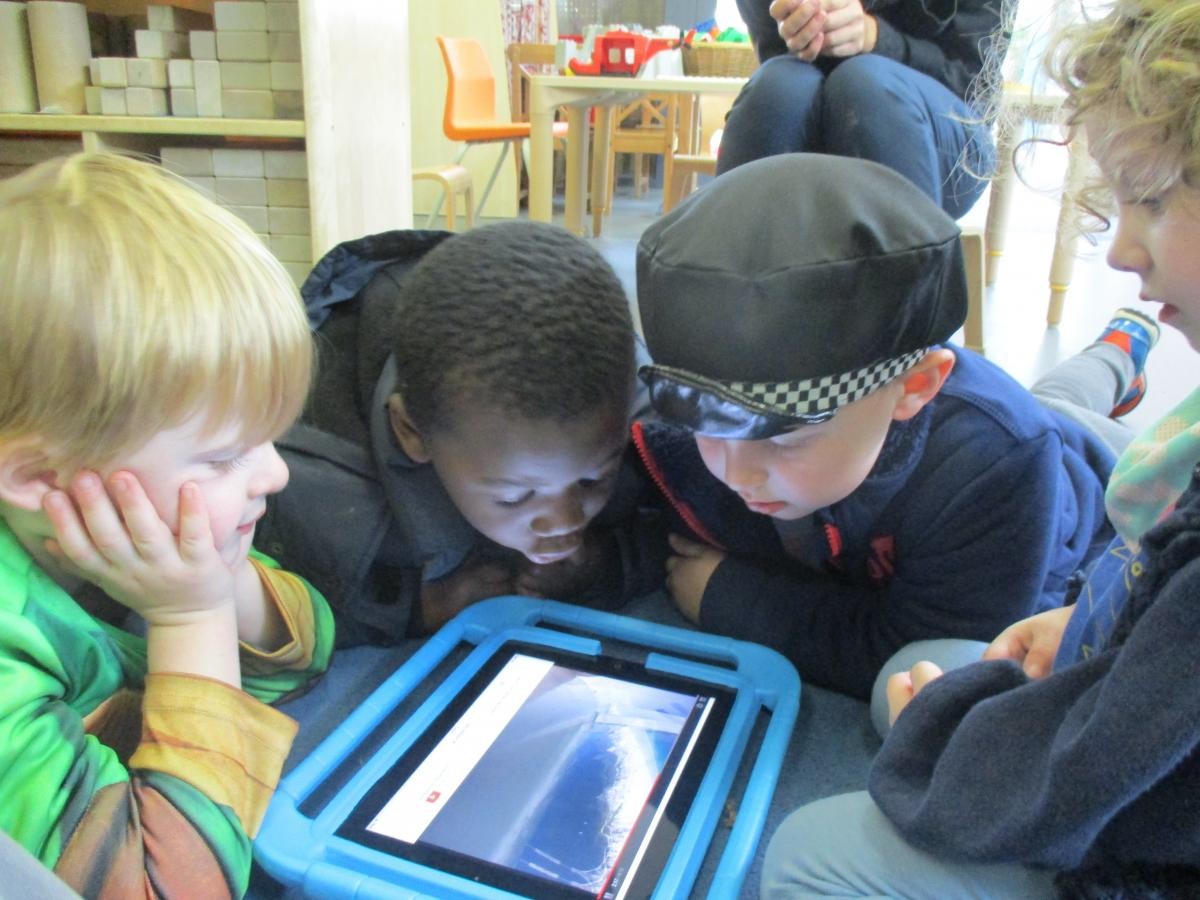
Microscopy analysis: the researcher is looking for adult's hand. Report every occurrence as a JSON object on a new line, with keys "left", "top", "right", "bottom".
{"left": 817, "top": 0, "right": 878, "bottom": 57}
{"left": 769, "top": 0, "right": 827, "bottom": 62}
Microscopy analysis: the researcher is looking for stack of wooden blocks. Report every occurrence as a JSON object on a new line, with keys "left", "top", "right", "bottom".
{"left": 161, "top": 145, "right": 311, "bottom": 286}
{"left": 84, "top": 1, "right": 303, "bottom": 119}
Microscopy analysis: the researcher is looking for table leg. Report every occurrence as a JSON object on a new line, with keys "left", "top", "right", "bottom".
{"left": 591, "top": 104, "right": 615, "bottom": 237}
{"left": 529, "top": 80, "right": 555, "bottom": 223}
{"left": 563, "top": 105, "right": 589, "bottom": 235}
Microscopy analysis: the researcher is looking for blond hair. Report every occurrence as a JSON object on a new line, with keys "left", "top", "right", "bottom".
{"left": 1049, "top": 0, "right": 1200, "bottom": 224}
{"left": 0, "top": 152, "right": 312, "bottom": 468}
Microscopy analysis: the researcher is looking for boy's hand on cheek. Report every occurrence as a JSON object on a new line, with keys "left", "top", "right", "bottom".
{"left": 43, "top": 471, "right": 237, "bottom": 626}
{"left": 665, "top": 532, "right": 725, "bottom": 623}
{"left": 419, "top": 554, "right": 514, "bottom": 633}
{"left": 515, "top": 527, "right": 613, "bottom": 600}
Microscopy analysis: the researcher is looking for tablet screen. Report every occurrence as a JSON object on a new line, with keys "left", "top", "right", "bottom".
{"left": 336, "top": 643, "right": 733, "bottom": 899}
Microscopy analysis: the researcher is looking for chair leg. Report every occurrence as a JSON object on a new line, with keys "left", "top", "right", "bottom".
{"left": 984, "top": 113, "right": 1018, "bottom": 287}
{"left": 960, "top": 226, "right": 986, "bottom": 354}
{"left": 1048, "top": 131, "right": 1087, "bottom": 325}
{"left": 475, "top": 140, "right": 513, "bottom": 219}
{"left": 592, "top": 105, "right": 615, "bottom": 237}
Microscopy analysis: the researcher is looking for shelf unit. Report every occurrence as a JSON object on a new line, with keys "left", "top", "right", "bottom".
{"left": 0, "top": 0, "right": 413, "bottom": 260}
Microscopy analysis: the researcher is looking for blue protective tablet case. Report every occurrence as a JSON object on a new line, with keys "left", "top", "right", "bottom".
{"left": 255, "top": 595, "right": 800, "bottom": 899}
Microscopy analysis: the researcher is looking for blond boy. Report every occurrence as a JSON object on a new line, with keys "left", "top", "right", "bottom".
{"left": 0, "top": 153, "right": 333, "bottom": 896}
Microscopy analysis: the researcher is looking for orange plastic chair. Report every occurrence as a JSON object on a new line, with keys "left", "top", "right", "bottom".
{"left": 436, "top": 35, "right": 567, "bottom": 218}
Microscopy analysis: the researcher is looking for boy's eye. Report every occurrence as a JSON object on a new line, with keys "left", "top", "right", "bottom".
{"left": 212, "top": 455, "right": 249, "bottom": 472}
{"left": 495, "top": 490, "right": 534, "bottom": 508}
{"left": 579, "top": 470, "right": 616, "bottom": 491}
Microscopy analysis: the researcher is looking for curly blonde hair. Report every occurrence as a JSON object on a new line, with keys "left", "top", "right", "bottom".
{"left": 1049, "top": 0, "right": 1200, "bottom": 226}
{"left": 0, "top": 152, "right": 313, "bottom": 469}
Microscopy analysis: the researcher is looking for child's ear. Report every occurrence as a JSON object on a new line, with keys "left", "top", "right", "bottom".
{"left": 891, "top": 349, "right": 956, "bottom": 422}
{"left": 0, "top": 440, "right": 63, "bottom": 512}
{"left": 386, "top": 393, "right": 432, "bottom": 463}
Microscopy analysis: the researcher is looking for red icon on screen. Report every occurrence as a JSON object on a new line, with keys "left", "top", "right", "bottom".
{"left": 425, "top": 790, "right": 441, "bottom": 803}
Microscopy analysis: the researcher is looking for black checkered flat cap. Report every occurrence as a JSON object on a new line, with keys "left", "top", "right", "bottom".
{"left": 636, "top": 154, "right": 967, "bottom": 437}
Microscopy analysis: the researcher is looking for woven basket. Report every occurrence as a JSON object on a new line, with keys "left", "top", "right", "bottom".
{"left": 681, "top": 43, "right": 758, "bottom": 77}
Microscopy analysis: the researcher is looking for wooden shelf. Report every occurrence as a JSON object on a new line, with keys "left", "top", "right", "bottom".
{"left": 0, "top": 114, "right": 304, "bottom": 139}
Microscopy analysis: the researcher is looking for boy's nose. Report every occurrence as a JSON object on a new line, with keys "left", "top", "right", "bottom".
{"left": 250, "top": 443, "right": 290, "bottom": 496}
{"left": 718, "top": 441, "right": 766, "bottom": 492}
{"left": 530, "top": 494, "right": 586, "bottom": 537}
{"left": 1106, "top": 219, "right": 1148, "bottom": 276}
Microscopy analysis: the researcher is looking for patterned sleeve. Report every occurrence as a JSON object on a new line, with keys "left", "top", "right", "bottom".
{"left": 0, "top": 552, "right": 335, "bottom": 898}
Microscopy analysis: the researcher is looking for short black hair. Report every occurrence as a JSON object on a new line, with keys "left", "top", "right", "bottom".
{"left": 393, "top": 221, "right": 635, "bottom": 433}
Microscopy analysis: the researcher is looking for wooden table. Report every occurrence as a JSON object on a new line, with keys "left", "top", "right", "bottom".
{"left": 524, "top": 72, "right": 747, "bottom": 236}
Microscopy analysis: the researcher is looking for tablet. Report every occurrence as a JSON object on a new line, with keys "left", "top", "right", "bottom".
{"left": 336, "top": 642, "right": 733, "bottom": 899}
{"left": 256, "top": 596, "right": 800, "bottom": 899}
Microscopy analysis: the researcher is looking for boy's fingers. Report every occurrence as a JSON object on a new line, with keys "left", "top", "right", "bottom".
{"left": 107, "top": 473, "right": 172, "bottom": 560}
{"left": 42, "top": 490, "right": 98, "bottom": 564}
{"left": 175, "top": 482, "right": 215, "bottom": 560}
{"left": 909, "top": 661, "right": 944, "bottom": 693}
{"left": 66, "top": 471, "right": 131, "bottom": 562}
{"left": 667, "top": 532, "right": 704, "bottom": 556}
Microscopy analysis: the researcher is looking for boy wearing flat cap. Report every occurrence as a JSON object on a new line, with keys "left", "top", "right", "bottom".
{"left": 633, "top": 154, "right": 1120, "bottom": 700}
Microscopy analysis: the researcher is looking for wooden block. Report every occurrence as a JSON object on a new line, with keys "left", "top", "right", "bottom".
{"left": 215, "top": 176, "right": 267, "bottom": 205}
{"left": 217, "top": 30, "right": 269, "bottom": 61}
{"left": 266, "top": 177, "right": 307, "bottom": 206}
{"left": 268, "top": 60, "right": 301, "bottom": 91}
{"left": 89, "top": 57, "right": 128, "bottom": 88}
{"left": 266, "top": 1, "right": 299, "bottom": 32}
{"left": 220, "top": 88, "right": 273, "bottom": 118}
{"left": 190, "top": 30, "right": 216, "bottom": 60}
{"left": 220, "top": 61, "right": 270, "bottom": 90}
{"left": 271, "top": 89, "right": 303, "bottom": 120}
{"left": 169, "top": 87, "right": 197, "bottom": 116}
{"left": 181, "top": 174, "right": 216, "bottom": 195}
{"left": 268, "top": 233, "right": 310, "bottom": 263}
{"left": 168, "top": 58, "right": 193, "bottom": 87}
{"left": 214, "top": 1, "right": 267, "bottom": 31}
{"left": 147, "top": 5, "right": 212, "bottom": 32}
{"left": 134, "top": 29, "right": 189, "bottom": 59}
{"left": 268, "top": 30, "right": 300, "bottom": 61}
{"left": 194, "top": 59, "right": 222, "bottom": 116}
{"left": 281, "top": 260, "right": 310, "bottom": 289}
{"left": 226, "top": 204, "right": 268, "bottom": 232}
{"left": 213, "top": 147, "right": 264, "bottom": 177}
{"left": 263, "top": 148, "right": 305, "bottom": 178}
{"left": 0, "top": 138, "right": 78, "bottom": 164}
{"left": 127, "top": 57, "right": 168, "bottom": 88}
{"left": 125, "top": 87, "right": 169, "bottom": 116}
{"left": 84, "top": 85, "right": 102, "bottom": 114}
{"left": 267, "top": 205, "right": 309, "bottom": 235}
{"left": 161, "top": 146, "right": 213, "bottom": 175}
{"left": 99, "top": 87, "right": 128, "bottom": 115}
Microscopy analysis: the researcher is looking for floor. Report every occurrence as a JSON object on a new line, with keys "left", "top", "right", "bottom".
{"left": 545, "top": 149, "right": 1197, "bottom": 438}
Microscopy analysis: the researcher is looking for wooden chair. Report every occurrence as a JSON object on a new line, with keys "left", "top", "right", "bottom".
{"left": 413, "top": 164, "right": 475, "bottom": 231}
{"left": 985, "top": 87, "right": 1087, "bottom": 323}
{"left": 505, "top": 41, "right": 568, "bottom": 198}
{"left": 965, "top": 85, "right": 1087, "bottom": 353}
{"left": 435, "top": 35, "right": 567, "bottom": 219}
{"left": 662, "top": 92, "right": 734, "bottom": 213}
{"left": 606, "top": 95, "right": 678, "bottom": 204}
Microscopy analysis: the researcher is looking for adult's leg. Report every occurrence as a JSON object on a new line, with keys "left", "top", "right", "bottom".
{"left": 715, "top": 56, "right": 825, "bottom": 174}
{"left": 760, "top": 791, "right": 1058, "bottom": 899}
{"left": 819, "top": 55, "right": 995, "bottom": 218}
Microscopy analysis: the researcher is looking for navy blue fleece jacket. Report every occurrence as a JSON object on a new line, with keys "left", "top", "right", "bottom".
{"left": 633, "top": 347, "right": 1114, "bottom": 698}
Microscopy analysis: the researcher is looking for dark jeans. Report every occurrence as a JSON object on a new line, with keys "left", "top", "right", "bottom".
{"left": 716, "top": 54, "right": 995, "bottom": 219}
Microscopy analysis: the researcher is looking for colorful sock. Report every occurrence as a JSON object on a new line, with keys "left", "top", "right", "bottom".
{"left": 1097, "top": 308, "right": 1160, "bottom": 417}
